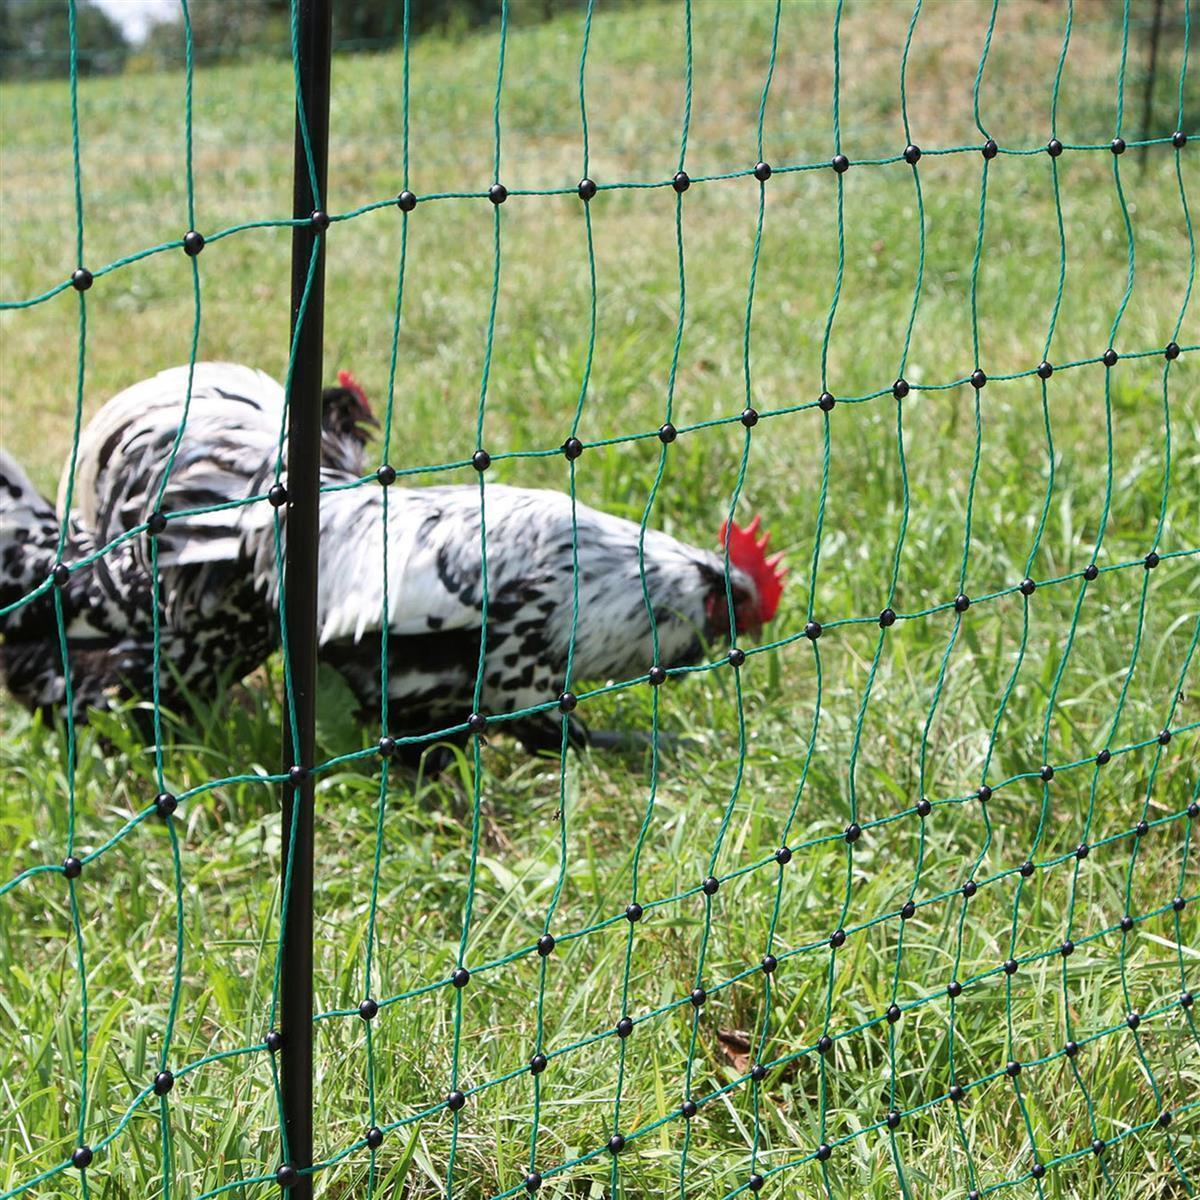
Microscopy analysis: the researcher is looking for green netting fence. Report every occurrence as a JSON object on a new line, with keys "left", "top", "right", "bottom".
{"left": 1, "top": 0, "right": 1198, "bottom": 1197}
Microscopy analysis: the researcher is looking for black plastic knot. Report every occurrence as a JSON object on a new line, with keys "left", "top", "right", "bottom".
{"left": 310, "top": 209, "right": 330, "bottom": 231}
{"left": 817, "top": 391, "right": 836, "bottom": 412}
{"left": 648, "top": 665, "right": 667, "bottom": 687}
{"left": 488, "top": 183, "right": 508, "bottom": 205}
{"left": 879, "top": 607, "right": 897, "bottom": 628}
{"left": 397, "top": 190, "right": 417, "bottom": 212}
{"left": 63, "top": 856, "right": 83, "bottom": 879}
{"left": 982, "top": 138, "right": 998, "bottom": 159}
{"left": 72, "top": 1146, "right": 93, "bottom": 1170}
{"left": 366, "top": 1126, "right": 384, "bottom": 1149}
{"left": 1046, "top": 138, "right": 1063, "bottom": 158}
{"left": 472, "top": 449, "right": 491, "bottom": 472}
{"left": 71, "top": 267, "right": 93, "bottom": 291}
{"left": 577, "top": 177, "right": 597, "bottom": 201}
{"left": 153, "top": 1069, "right": 174, "bottom": 1096}
{"left": 672, "top": 171, "right": 690, "bottom": 193}
{"left": 536, "top": 934, "right": 555, "bottom": 957}
{"left": 754, "top": 161, "right": 772, "bottom": 182}
{"left": 154, "top": 792, "right": 177, "bottom": 817}
{"left": 376, "top": 464, "right": 396, "bottom": 487}
{"left": 658, "top": 422, "right": 677, "bottom": 443}
{"left": 831, "top": 153, "right": 850, "bottom": 174}
{"left": 562, "top": 436, "right": 584, "bottom": 461}
{"left": 146, "top": 511, "right": 168, "bottom": 535}
{"left": 358, "top": 998, "right": 378, "bottom": 1020}
{"left": 903, "top": 144, "right": 922, "bottom": 164}
{"left": 269, "top": 483, "right": 288, "bottom": 507}
{"left": 451, "top": 967, "right": 471, "bottom": 989}
{"left": 728, "top": 647, "right": 746, "bottom": 668}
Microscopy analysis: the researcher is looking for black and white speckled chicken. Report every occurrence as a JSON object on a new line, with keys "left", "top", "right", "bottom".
{"left": 249, "top": 476, "right": 786, "bottom": 757}
{"left": 0, "top": 362, "right": 375, "bottom": 722}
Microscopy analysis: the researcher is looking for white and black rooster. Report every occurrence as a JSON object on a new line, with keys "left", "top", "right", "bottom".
{"left": 0, "top": 362, "right": 376, "bottom": 722}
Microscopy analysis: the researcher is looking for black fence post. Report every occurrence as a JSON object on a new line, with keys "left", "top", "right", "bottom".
{"left": 280, "top": 0, "right": 332, "bottom": 1195}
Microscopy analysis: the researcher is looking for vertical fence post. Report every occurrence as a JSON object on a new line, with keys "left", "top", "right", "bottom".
{"left": 280, "top": 0, "right": 332, "bottom": 1195}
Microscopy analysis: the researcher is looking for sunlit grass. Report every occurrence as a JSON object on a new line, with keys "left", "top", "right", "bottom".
{"left": 1, "top": 1, "right": 1198, "bottom": 1197}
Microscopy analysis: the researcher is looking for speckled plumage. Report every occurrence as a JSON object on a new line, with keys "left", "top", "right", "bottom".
{"left": 250, "top": 481, "right": 761, "bottom": 753}
{"left": 1, "top": 363, "right": 372, "bottom": 723}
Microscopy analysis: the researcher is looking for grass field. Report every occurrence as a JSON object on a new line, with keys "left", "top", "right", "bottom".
{"left": 2, "top": 0, "right": 1199, "bottom": 1197}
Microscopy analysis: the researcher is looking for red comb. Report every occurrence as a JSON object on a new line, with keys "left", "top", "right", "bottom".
{"left": 337, "top": 369, "right": 370, "bottom": 414}
{"left": 717, "top": 515, "right": 787, "bottom": 623}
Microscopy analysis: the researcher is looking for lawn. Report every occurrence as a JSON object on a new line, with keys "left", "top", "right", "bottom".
{"left": 1, "top": 1, "right": 1199, "bottom": 1197}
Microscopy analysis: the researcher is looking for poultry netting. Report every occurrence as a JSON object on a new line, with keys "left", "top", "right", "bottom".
{"left": 1, "top": 0, "right": 1199, "bottom": 1198}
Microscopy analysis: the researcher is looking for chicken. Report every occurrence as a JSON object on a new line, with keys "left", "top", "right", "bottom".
{"left": 0, "top": 363, "right": 375, "bottom": 723}
{"left": 248, "top": 479, "right": 786, "bottom": 756}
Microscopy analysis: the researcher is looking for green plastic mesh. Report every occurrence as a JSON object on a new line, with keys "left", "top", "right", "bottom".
{"left": 1, "top": 0, "right": 1198, "bottom": 1198}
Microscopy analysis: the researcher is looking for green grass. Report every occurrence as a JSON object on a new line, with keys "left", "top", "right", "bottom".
{"left": 2, "top": 1, "right": 1199, "bottom": 1197}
